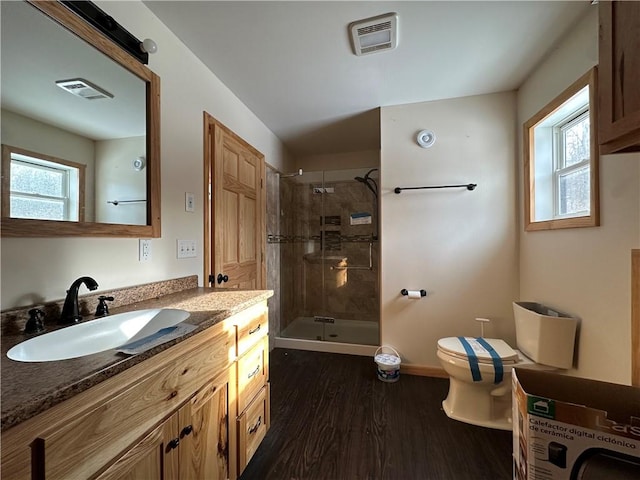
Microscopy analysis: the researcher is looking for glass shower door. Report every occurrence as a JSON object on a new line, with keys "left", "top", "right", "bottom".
{"left": 317, "top": 168, "right": 379, "bottom": 345}
{"left": 279, "top": 167, "right": 379, "bottom": 345}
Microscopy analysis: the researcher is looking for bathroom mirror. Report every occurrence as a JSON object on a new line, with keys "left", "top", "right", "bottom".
{"left": 0, "top": 0, "right": 160, "bottom": 237}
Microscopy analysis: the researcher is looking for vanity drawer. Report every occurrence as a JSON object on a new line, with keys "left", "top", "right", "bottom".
{"left": 235, "top": 302, "right": 268, "bottom": 357}
{"left": 237, "top": 336, "right": 268, "bottom": 414}
{"left": 237, "top": 384, "right": 270, "bottom": 472}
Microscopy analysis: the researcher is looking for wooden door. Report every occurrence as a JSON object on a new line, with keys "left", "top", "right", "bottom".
{"left": 96, "top": 415, "right": 179, "bottom": 480}
{"left": 205, "top": 114, "right": 266, "bottom": 289}
{"left": 178, "top": 372, "right": 230, "bottom": 480}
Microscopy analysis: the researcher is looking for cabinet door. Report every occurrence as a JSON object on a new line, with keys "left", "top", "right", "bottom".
{"left": 599, "top": 1, "right": 640, "bottom": 153}
{"left": 96, "top": 414, "right": 179, "bottom": 480}
{"left": 178, "top": 370, "right": 230, "bottom": 480}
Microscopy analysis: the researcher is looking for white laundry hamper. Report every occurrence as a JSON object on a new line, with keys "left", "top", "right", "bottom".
{"left": 374, "top": 346, "right": 401, "bottom": 383}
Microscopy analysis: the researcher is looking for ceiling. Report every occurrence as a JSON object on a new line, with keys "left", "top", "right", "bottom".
{"left": 144, "top": 1, "right": 592, "bottom": 158}
{"left": 1, "top": 1, "right": 146, "bottom": 141}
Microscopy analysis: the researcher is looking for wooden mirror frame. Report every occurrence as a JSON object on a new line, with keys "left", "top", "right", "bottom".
{"left": 1, "top": 0, "right": 160, "bottom": 238}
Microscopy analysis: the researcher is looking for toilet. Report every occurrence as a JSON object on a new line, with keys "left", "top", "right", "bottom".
{"left": 437, "top": 302, "right": 578, "bottom": 431}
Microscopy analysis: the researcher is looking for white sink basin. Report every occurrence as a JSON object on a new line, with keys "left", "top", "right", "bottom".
{"left": 7, "top": 308, "right": 190, "bottom": 362}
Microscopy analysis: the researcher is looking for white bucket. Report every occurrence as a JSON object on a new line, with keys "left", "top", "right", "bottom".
{"left": 374, "top": 346, "right": 401, "bottom": 383}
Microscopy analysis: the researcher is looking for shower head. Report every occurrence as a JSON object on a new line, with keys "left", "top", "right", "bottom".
{"left": 363, "top": 168, "right": 378, "bottom": 180}
{"left": 355, "top": 169, "right": 378, "bottom": 183}
{"left": 355, "top": 173, "right": 378, "bottom": 199}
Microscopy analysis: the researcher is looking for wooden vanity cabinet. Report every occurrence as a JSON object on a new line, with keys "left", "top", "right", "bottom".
{"left": 21, "top": 319, "right": 234, "bottom": 480}
{"left": 1, "top": 302, "right": 272, "bottom": 480}
{"left": 97, "top": 371, "right": 230, "bottom": 480}
{"left": 231, "top": 302, "right": 271, "bottom": 475}
{"left": 598, "top": 1, "right": 640, "bottom": 154}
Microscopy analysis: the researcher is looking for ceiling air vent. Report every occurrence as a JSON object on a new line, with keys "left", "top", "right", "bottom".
{"left": 55, "top": 78, "right": 113, "bottom": 100}
{"left": 349, "top": 12, "right": 398, "bottom": 56}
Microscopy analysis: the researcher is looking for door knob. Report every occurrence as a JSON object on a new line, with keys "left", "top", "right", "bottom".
{"left": 217, "top": 273, "right": 229, "bottom": 284}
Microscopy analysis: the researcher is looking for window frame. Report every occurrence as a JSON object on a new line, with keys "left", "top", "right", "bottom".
{"left": 1, "top": 145, "right": 86, "bottom": 222}
{"left": 523, "top": 67, "right": 599, "bottom": 231}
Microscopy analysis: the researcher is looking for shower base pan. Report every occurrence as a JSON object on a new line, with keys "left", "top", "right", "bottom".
{"left": 275, "top": 316, "right": 379, "bottom": 356}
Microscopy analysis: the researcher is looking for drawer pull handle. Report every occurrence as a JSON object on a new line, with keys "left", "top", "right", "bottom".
{"left": 181, "top": 425, "right": 193, "bottom": 437}
{"left": 248, "top": 416, "right": 262, "bottom": 434}
{"left": 248, "top": 324, "right": 261, "bottom": 335}
{"left": 167, "top": 438, "right": 180, "bottom": 452}
{"left": 247, "top": 365, "right": 260, "bottom": 379}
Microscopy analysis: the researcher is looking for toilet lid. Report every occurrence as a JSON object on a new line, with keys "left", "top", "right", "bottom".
{"left": 438, "top": 337, "right": 519, "bottom": 364}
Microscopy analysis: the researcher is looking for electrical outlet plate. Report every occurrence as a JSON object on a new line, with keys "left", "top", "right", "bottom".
{"left": 139, "top": 239, "right": 151, "bottom": 261}
{"left": 177, "top": 239, "right": 197, "bottom": 259}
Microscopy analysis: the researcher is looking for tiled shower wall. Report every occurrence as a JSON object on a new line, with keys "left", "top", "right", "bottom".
{"left": 275, "top": 173, "right": 380, "bottom": 332}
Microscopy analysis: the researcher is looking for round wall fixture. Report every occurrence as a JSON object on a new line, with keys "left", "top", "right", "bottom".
{"left": 133, "top": 156, "right": 146, "bottom": 171}
{"left": 140, "top": 38, "right": 158, "bottom": 54}
{"left": 416, "top": 130, "right": 436, "bottom": 148}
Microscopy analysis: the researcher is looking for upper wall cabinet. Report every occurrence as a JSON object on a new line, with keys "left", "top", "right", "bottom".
{"left": 598, "top": 1, "right": 640, "bottom": 154}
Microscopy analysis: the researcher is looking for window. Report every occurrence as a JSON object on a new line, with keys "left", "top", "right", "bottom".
{"left": 1, "top": 145, "right": 85, "bottom": 222}
{"left": 556, "top": 109, "right": 590, "bottom": 217}
{"left": 523, "top": 68, "right": 599, "bottom": 231}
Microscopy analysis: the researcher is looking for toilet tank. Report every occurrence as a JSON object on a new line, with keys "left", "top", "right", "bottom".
{"left": 513, "top": 302, "right": 578, "bottom": 369}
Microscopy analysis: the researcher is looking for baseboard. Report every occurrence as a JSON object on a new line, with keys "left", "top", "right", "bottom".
{"left": 272, "top": 339, "right": 450, "bottom": 379}
{"left": 401, "top": 364, "right": 448, "bottom": 378}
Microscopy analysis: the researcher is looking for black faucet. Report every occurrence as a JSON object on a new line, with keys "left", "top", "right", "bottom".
{"left": 59, "top": 276, "right": 99, "bottom": 325}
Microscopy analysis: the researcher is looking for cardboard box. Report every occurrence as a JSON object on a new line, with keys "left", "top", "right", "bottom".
{"left": 512, "top": 368, "right": 640, "bottom": 480}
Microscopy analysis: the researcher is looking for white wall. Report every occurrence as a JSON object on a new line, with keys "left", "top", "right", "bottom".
{"left": 0, "top": 0, "right": 291, "bottom": 309}
{"left": 95, "top": 136, "right": 146, "bottom": 225}
{"left": 517, "top": 9, "right": 640, "bottom": 384}
{"left": 380, "top": 92, "right": 519, "bottom": 367}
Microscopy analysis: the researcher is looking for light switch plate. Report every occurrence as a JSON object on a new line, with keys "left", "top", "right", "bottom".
{"left": 185, "top": 192, "right": 195, "bottom": 212}
{"left": 177, "top": 239, "right": 197, "bottom": 258}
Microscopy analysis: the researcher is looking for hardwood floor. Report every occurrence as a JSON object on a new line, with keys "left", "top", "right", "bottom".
{"left": 239, "top": 348, "right": 513, "bottom": 480}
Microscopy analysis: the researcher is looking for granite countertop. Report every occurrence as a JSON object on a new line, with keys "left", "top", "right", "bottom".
{"left": 1, "top": 287, "right": 272, "bottom": 432}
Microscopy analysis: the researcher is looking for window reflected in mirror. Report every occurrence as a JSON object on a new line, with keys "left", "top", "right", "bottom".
{"left": 523, "top": 67, "right": 599, "bottom": 231}
{"left": 2, "top": 145, "right": 85, "bottom": 222}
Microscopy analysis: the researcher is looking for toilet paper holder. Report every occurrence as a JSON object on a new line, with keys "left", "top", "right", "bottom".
{"left": 401, "top": 289, "right": 427, "bottom": 297}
